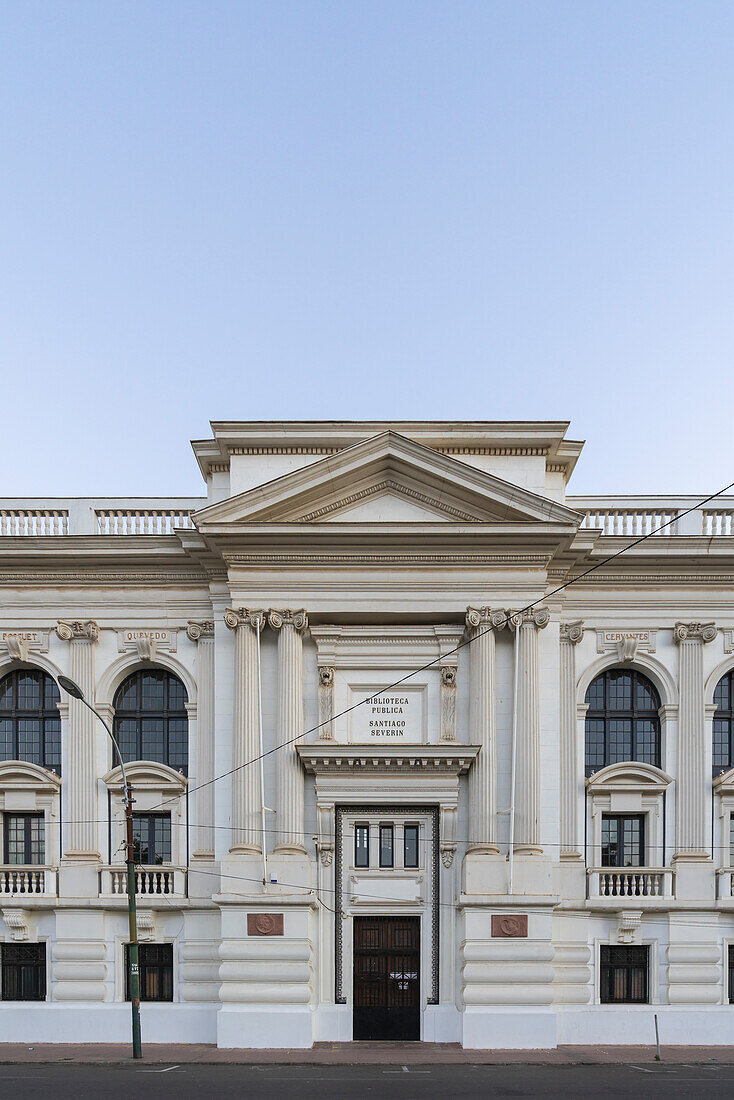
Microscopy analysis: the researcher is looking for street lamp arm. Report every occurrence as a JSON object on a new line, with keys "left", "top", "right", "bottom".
{"left": 76, "top": 695, "right": 130, "bottom": 802}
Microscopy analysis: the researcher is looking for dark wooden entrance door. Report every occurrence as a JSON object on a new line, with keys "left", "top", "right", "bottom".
{"left": 353, "top": 916, "right": 420, "bottom": 1041}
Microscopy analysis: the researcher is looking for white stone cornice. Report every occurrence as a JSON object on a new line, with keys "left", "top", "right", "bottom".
{"left": 296, "top": 744, "right": 480, "bottom": 776}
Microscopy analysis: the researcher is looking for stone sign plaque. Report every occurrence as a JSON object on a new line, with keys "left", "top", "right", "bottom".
{"left": 247, "top": 913, "right": 284, "bottom": 936}
{"left": 349, "top": 685, "right": 424, "bottom": 743}
{"left": 491, "top": 914, "right": 528, "bottom": 938}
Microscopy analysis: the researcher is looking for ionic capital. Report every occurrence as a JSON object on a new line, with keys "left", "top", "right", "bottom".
{"left": 224, "top": 608, "right": 266, "bottom": 632}
{"left": 508, "top": 607, "right": 550, "bottom": 631}
{"left": 55, "top": 619, "right": 99, "bottom": 643}
{"left": 465, "top": 606, "right": 507, "bottom": 632}
{"left": 673, "top": 621, "right": 717, "bottom": 644}
{"left": 186, "top": 620, "right": 215, "bottom": 642}
{"left": 269, "top": 609, "right": 308, "bottom": 633}
{"left": 560, "top": 620, "right": 584, "bottom": 645}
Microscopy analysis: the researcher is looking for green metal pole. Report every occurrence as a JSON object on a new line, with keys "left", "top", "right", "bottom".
{"left": 125, "top": 795, "right": 143, "bottom": 1059}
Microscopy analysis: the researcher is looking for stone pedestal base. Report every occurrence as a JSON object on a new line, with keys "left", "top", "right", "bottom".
{"left": 217, "top": 1005, "right": 313, "bottom": 1048}
{"left": 671, "top": 857, "right": 715, "bottom": 902}
{"left": 58, "top": 859, "right": 101, "bottom": 900}
{"left": 462, "top": 851, "right": 506, "bottom": 894}
{"left": 462, "top": 1006, "right": 557, "bottom": 1050}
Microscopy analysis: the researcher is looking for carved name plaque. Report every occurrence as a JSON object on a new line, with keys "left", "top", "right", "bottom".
{"left": 350, "top": 686, "right": 424, "bottom": 743}
{"left": 596, "top": 629, "right": 656, "bottom": 657}
{"left": 247, "top": 913, "right": 284, "bottom": 937}
{"left": 116, "top": 629, "right": 178, "bottom": 658}
{"left": 0, "top": 630, "right": 49, "bottom": 660}
{"left": 491, "top": 914, "right": 528, "bottom": 938}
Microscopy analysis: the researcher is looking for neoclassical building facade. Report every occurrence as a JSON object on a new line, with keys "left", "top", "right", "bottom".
{"left": 1, "top": 420, "right": 734, "bottom": 1048}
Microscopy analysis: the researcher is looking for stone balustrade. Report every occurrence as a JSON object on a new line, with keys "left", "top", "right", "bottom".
{"left": 716, "top": 868, "right": 734, "bottom": 900}
{"left": 100, "top": 866, "right": 187, "bottom": 898}
{"left": 0, "top": 866, "right": 58, "bottom": 896}
{"left": 569, "top": 496, "right": 734, "bottom": 537}
{"left": 587, "top": 867, "right": 675, "bottom": 900}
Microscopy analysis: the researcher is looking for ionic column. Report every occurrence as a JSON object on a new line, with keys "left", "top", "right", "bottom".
{"left": 269, "top": 609, "right": 308, "bottom": 854}
{"left": 465, "top": 607, "right": 506, "bottom": 853}
{"left": 224, "top": 608, "right": 266, "bottom": 853}
{"left": 674, "top": 621, "right": 716, "bottom": 858}
{"left": 187, "top": 620, "right": 215, "bottom": 858}
{"left": 560, "top": 622, "right": 584, "bottom": 860}
{"left": 509, "top": 608, "right": 549, "bottom": 854}
{"left": 56, "top": 620, "right": 99, "bottom": 857}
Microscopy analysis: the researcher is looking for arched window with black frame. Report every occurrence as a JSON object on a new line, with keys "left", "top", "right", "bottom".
{"left": 0, "top": 668, "right": 61, "bottom": 773}
{"left": 585, "top": 668, "right": 661, "bottom": 776}
{"left": 713, "top": 669, "right": 734, "bottom": 776}
{"left": 112, "top": 668, "right": 188, "bottom": 774}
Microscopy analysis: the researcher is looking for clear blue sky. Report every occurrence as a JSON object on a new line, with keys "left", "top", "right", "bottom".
{"left": 2, "top": 1, "right": 733, "bottom": 497}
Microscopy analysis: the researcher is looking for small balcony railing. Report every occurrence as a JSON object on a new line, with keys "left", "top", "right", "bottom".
{"left": 99, "top": 865, "right": 187, "bottom": 898}
{"left": 588, "top": 867, "right": 674, "bottom": 900}
{"left": 0, "top": 866, "right": 58, "bottom": 896}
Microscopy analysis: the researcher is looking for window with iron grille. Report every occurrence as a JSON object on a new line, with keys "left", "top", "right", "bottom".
{"left": 601, "top": 814, "right": 645, "bottom": 868}
{"left": 600, "top": 945, "right": 649, "bottom": 1004}
{"left": 713, "top": 671, "right": 734, "bottom": 776}
{"left": 1, "top": 943, "right": 46, "bottom": 1001}
{"left": 131, "top": 813, "right": 171, "bottom": 865}
{"left": 125, "top": 943, "right": 173, "bottom": 1002}
{"left": 585, "top": 670, "right": 661, "bottom": 775}
{"left": 113, "top": 669, "right": 188, "bottom": 773}
{"left": 0, "top": 669, "right": 61, "bottom": 773}
{"left": 3, "top": 812, "right": 44, "bottom": 865}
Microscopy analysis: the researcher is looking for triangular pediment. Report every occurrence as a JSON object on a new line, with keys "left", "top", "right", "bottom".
{"left": 193, "top": 431, "right": 582, "bottom": 529}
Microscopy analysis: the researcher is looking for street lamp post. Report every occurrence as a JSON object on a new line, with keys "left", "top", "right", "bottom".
{"left": 56, "top": 673, "right": 142, "bottom": 1059}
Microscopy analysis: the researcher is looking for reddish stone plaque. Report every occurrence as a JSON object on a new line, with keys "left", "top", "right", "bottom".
{"left": 491, "top": 914, "right": 528, "bottom": 938}
{"left": 247, "top": 913, "right": 284, "bottom": 936}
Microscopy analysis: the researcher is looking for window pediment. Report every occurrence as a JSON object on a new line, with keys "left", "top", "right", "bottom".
{"left": 0, "top": 759, "right": 61, "bottom": 793}
{"left": 102, "top": 760, "right": 187, "bottom": 794}
{"left": 713, "top": 767, "right": 734, "bottom": 795}
{"left": 586, "top": 761, "right": 672, "bottom": 794}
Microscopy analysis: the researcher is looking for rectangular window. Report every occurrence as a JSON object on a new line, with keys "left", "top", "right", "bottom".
{"left": 125, "top": 943, "right": 173, "bottom": 1002}
{"left": 600, "top": 945, "right": 649, "bottom": 1004}
{"left": 1, "top": 943, "right": 46, "bottom": 1001}
{"left": 3, "top": 813, "right": 44, "bottom": 865}
{"left": 354, "top": 824, "right": 369, "bottom": 868}
{"left": 379, "top": 825, "right": 394, "bottom": 868}
{"left": 404, "top": 824, "right": 419, "bottom": 869}
{"left": 601, "top": 815, "right": 644, "bottom": 868}
{"left": 131, "top": 813, "right": 171, "bottom": 865}
{"left": 730, "top": 817, "right": 734, "bottom": 868}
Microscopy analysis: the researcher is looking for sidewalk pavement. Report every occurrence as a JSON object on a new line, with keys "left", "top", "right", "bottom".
{"left": 0, "top": 1042, "right": 733, "bottom": 1064}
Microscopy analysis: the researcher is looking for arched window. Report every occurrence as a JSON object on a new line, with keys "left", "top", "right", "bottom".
{"left": 713, "top": 670, "right": 734, "bottom": 776}
{"left": 585, "top": 669, "right": 661, "bottom": 775}
{"left": 0, "top": 668, "right": 61, "bottom": 773}
{"left": 113, "top": 669, "right": 188, "bottom": 773}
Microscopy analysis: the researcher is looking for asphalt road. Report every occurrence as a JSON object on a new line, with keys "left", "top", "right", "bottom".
{"left": 1, "top": 1063, "right": 733, "bottom": 1099}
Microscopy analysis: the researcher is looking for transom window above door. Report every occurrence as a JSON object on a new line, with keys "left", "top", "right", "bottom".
{"left": 350, "top": 819, "right": 424, "bottom": 871}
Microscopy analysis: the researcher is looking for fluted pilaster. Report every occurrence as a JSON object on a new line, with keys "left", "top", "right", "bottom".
{"left": 269, "top": 609, "right": 308, "bottom": 853}
{"left": 224, "top": 608, "right": 266, "bottom": 853}
{"left": 465, "top": 607, "right": 506, "bottom": 853}
{"left": 560, "top": 622, "right": 584, "bottom": 860}
{"left": 56, "top": 620, "right": 99, "bottom": 857}
{"left": 187, "top": 620, "right": 215, "bottom": 858}
{"left": 510, "top": 608, "right": 549, "bottom": 854}
{"left": 674, "top": 621, "right": 716, "bottom": 858}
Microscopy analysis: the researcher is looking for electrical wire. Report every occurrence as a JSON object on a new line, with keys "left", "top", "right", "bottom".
{"left": 138, "top": 477, "right": 734, "bottom": 815}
